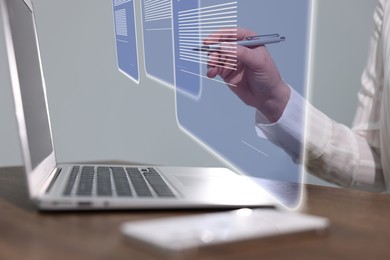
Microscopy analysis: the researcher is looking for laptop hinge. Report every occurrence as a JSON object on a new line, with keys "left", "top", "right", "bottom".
{"left": 40, "top": 167, "right": 62, "bottom": 196}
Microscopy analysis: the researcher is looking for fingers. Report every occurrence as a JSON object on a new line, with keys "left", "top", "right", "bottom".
{"left": 203, "top": 28, "right": 237, "bottom": 45}
{"left": 236, "top": 28, "right": 258, "bottom": 41}
{"left": 206, "top": 43, "right": 238, "bottom": 78}
{"left": 205, "top": 28, "right": 258, "bottom": 79}
{"left": 236, "top": 44, "right": 266, "bottom": 71}
{"left": 207, "top": 52, "right": 220, "bottom": 78}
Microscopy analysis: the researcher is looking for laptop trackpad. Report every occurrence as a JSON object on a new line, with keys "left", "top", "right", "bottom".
{"left": 172, "top": 173, "right": 271, "bottom": 205}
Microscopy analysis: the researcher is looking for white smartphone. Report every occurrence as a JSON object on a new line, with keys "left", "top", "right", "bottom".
{"left": 121, "top": 208, "right": 329, "bottom": 255}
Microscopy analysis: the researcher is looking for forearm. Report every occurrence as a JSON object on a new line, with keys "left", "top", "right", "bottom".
{"left": 254, "top": 81, "right": 291, "bottom": 123}
{"left": 305, "top": 104, "right": 385, "bottom": 192}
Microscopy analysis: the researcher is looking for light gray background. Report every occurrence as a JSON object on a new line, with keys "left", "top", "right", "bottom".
{"left": 0, "top": 0, "right": 378, "bottom": 187}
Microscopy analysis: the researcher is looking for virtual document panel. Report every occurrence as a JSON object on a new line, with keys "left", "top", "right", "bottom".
{"left": 113, "top": 0, "right": 139, "bottom": 83}
{"left": 174, "top": 0, "right": 311, "bottom": 208}
{"left": 142, "top": 0, "right": 175, "bottom": 87}
{"left": 172, "top": 0, "right": 205, "bottom": 98}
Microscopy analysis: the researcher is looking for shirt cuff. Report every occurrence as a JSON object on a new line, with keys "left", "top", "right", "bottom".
{"left": 255, "top": 87, "right": 306, "bottom": 162}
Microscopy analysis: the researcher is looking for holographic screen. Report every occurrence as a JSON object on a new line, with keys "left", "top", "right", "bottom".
{"left": 173, "top": 0, "right": 312, "bottom": 208}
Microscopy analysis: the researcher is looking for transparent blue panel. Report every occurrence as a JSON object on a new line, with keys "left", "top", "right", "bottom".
{"left": 141, "top": 0, "right": 175, "bottom": 86}
{"left": 172, "top": 0, "right": 203, "bottom": 98}
{"left": 113, "top": 0, "right": 139, "bottom": 82}
{"left": 174, "top": 0, "right": 311, "bottom": 208}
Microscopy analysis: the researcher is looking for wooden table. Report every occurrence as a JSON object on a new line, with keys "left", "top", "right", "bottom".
{"left": 1, "top": 166, "right": 390, "bottom": 259}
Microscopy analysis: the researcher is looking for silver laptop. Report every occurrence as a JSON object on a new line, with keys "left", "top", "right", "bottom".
{"left": 0, "top": 0, "right": 276, "bottom": 210}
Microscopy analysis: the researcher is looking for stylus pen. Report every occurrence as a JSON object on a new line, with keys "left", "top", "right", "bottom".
{"left": 193, "top": 34, "right": 286, "bottom": 52}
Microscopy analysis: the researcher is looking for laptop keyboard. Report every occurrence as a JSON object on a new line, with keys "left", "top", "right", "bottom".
{"left": 63, "top": 166, "right": 176, "bottom": 198}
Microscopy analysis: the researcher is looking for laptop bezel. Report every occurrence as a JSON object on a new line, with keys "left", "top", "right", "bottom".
{"left": 1, "top": 0, "right": 58, "bottom": 199}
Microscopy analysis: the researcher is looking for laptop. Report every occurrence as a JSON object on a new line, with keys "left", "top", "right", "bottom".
{"left": 0, "top": 0, "right": 276, "bottom": 210}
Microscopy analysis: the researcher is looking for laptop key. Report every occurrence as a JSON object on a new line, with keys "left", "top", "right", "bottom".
{"left": 96, "top": 167, "right": 112, "bottom": 196}
{"left": 76, "top": 166, "right": 94, "bottom": 196}
{"left": 63, "top": 166, "right": 80, "bottom": 196}
{"left": 126, "top": 168, "right": 153, "bottom": 197}
{"left": 111, "top": 167, "right": 132, "bottom": 196}
{"left": 143, "top": 168, "right": 175, "bottom": 198}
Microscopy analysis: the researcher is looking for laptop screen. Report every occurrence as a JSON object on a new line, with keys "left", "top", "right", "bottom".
{"left": 5, "top": 0, "right": 53, "bottom": 170}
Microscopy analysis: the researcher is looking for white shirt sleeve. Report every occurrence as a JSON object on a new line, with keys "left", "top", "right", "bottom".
{"left": 305, "top": 0, "right": 386, "bottom": 192}
{"left": 254, "top": 0, "right": 390, "bottom": 192}
{"left": 255, "top": 86, "right": 305, "bottom": 163}
{"left": 255, "top": 88, "right": 386, "bottom": 192}
{"left": 254, "top": 0, "right": 389, "bottom": 192}
{"left": 255, "top": 87, "right": 385, "bottom": 192}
